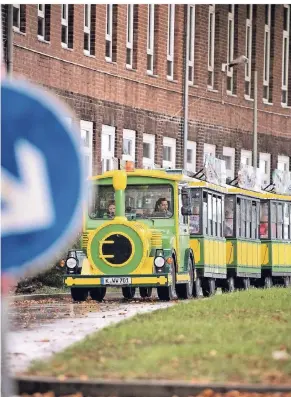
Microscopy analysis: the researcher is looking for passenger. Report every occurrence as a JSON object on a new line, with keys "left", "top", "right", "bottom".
{"left": 153, "top": 198, "right": 172, "bottom": 216}
{"left": 259, "top": 214, "right": 268, "bottom": 238}
{"left": 104, "top": 200, "right": 115, "bottom": 219}
{"left": 189, "top": 206, "right": 200, "bottom": 234}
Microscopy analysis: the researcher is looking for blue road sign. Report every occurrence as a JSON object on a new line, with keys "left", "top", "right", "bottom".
{"left": 1, "top": 79, "right": 84, "bottom": 276}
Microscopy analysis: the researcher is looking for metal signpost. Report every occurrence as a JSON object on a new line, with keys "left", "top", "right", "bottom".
{"left": 1, "top": 79, "right": 84, "bottom": 396}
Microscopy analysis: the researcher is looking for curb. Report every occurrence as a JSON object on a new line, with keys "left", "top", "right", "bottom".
{"left": 11, "top": 293, "right": 71, "bottom": 301}
{"left": 14, "top": 376, "right": 291, "bottom": 397}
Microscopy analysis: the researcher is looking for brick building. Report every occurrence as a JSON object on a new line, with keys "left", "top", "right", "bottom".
{"left": 2, "top": 4, "right": 291, "bottom": 185}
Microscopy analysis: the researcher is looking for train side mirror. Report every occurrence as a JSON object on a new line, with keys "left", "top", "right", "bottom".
{"left": 181, "top": 189, "right": 192, "bottom": 216}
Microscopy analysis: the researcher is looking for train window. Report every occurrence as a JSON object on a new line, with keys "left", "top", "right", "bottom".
{"left": 241, "top": 200, "right": 246, "bottom": 238}
{"left": 217, "top": 197, "right": 222, "bottom": 237}
{"left": 283, "top": 203, "right": 289, "bottom": 240}
{"left": 271, "top": 202, "right": 277, "bottom": 239}
{"left": 208, "top": 193, "right": 212, "bottom": 236}
{"left": 246, "top": 200, "right": 251, "bottom": 239}
{"left": 189, "top": 190, "right": 201, "bottom": 235}
{"left": 236, "top": 198, "right": 241, "bottom": 237}
{"left": 251, "top": 202, "right": 258, "bottom": 239}
{"left": 260, "top": 202, "right": 269, "bottom": 239}
{"left": 277, "top": 203, "right": 283, "bottom": 240}
{"left": 225, "top": 196, "right": 234, "bottom": 237}
{"left": 212, "top": 196, "right": 217, "bottom": 236}
{"left": 203, "top": 192, "right": 208, "bottom": 235}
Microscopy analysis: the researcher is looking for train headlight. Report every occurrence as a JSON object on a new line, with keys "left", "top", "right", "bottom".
{"left": 154, "top": 256, "right": 165, "bottom": 268}
{"left": 66, "top": 257, "right": 77, "bottom": 269}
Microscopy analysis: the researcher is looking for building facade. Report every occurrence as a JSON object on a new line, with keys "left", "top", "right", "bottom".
{"left": 2, "top": 4, "right": 291, "bottom": 185}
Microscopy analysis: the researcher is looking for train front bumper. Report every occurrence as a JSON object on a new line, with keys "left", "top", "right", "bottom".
{"left": 64, "top": 273, "right": 173, "bottom": 288}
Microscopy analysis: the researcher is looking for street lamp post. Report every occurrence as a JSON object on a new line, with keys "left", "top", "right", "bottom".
{"left": 222, "top": 56, "right": 258, "bottom": 169}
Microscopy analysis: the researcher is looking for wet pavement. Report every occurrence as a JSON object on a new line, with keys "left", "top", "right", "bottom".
{"left": 7, "top": 292, "right": 172, "bottom": 374}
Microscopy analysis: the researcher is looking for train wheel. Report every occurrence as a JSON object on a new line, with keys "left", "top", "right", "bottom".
{"left": 202, "top": 278, "right": 215, "bottom": 297}
{"left": 122, "top": 287, "right": 136, "bottom": 299}
{"left": 222, "top": 276, "right": 235, "bottom": 293}
{"left": 157, "top": 265, "right": 176, "bottom": 301}
{"left": 90, "top": 288, "right": 106, "bottom": 302}
{"left": 71, "top": 288, "right": 88, "bottom": 302}
{"left": 193, "top": 275, "right": 203, "bottom": 298}
{"left": 263, "top": 276, "right": 273, "bottom": 289}
{"left": 283, "top": 277, "right": 290, "bottom": 288}
{"left": 176, "top": 258, "right": 194, "bottom": 300}
{"left": 139, "top": 287, "right": 152, "bottom": 298}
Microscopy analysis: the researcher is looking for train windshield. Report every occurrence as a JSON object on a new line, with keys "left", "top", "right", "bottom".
{"left": 88, "top": 184, "right": 174, "bottom": 219}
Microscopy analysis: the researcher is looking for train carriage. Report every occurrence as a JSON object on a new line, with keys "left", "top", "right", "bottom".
{"left": 64, "top": 167, "right": 196, "bottom": 301}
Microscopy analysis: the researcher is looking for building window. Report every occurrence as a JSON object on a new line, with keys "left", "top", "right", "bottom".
{"left": 259, "top": 152, "right": 271, "bottom": 187}
{"left": 241, "top": 149, "right": 252, "bottom": 166}
{"left": 101, "top": 125, "right": 115, "bottom": 172}
{"left": 278, "top": 155, "right": 290, "bottom": 172}
{"left": 84, "top": 5, "right": 96, "bottom": 56}
{"left": 263, "top": 5, "right": 275, "bottom": 103}
{"left": 80, "top": 121, "right": 93, "bottom": 177}
{"left": 223, "top": 147, "right": 235, "bottom": 182}
{"left": 126, "top": 5, "right": 134, "bottom": 68}
{"left": 61, "top": 5, "right": 74, "bottom": 49}
{"left": 245, "top": 5, "right": 253, "bottom": 98}
{"left": 13, "top": 4, "right": 26, "bottom": 33}
{"left": 227, "top": 5, "right": 235, "bottom": 94}
{"left": 167, "top": 5, "right": 175, "bottom": 80}
{"left": 143, "top": 133, "right": 155, "bottom": 168}
{"left": 204, "top": 143, "right": 216, "bottom": 163}
{"left": 147, "top": 4, "right": 155, "bottom": 75}
{"left": 188, "top": 5, "right": 195, "bottom": 84}
{"left": 282, "top": 5, "right": 290, "bottom": 106}
{"left": 38, "top": 4, "right": 51, "bottom": 41}
{"left": 106, "top": 4, "right": 117, "bottom": 62}
{"left": 122, "top": 129, "right": 136, "bottom": 163}
{"left": 186, "top": 141, "right": 196, "bottom": 172}
{"left": 163, "top": 137, "right": 176, "bottom": 169}
{"left": 208, "top": 4, "right": 215, "bottom": 88}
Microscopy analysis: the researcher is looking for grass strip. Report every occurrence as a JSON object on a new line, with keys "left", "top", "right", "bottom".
{"left": 26, "top": 288, "right": 291, "bottom": 384}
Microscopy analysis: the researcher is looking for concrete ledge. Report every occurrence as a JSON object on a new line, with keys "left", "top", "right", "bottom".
{"left": 11, "top": 293, "right": 70, "bottom": 301}
{"left": 14, "top": 376, "right": 291, "bottom": 397}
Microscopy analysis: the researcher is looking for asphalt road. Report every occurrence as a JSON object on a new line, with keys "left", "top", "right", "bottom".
{"left": 7, "top": 291, "right": 172, "bottom": 374}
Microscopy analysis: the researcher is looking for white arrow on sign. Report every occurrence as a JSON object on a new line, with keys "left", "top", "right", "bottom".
{"left": 1, "top": 139, "right": 55, "bottom": 236}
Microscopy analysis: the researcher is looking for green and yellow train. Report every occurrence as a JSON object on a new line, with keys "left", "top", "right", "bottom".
{"left": 63, "top": 163, "right": 291, "bottom": 301}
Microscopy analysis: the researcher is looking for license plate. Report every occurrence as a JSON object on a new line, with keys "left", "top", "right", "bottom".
{"left": 101, "top": 277, "right": 131, "bottom": 285}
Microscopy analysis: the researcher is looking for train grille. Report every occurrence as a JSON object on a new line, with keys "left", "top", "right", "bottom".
{"left": 82, "top": 232, "right": 89, "bottom": 250}
{"left": 151, "top": 231, "right": 162, "bottom": 248}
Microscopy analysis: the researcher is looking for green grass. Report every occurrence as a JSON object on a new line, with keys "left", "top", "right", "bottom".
{"left": 26, "top": 288, "right": 291, "bottom": 384}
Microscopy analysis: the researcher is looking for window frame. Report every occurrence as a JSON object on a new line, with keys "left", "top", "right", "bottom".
{"left": 282, "top": 5, "right": 290, "bottom": 106}
{"left": 61, "top": 4, "right": 69, "bottom": 48}
{"left": 80, "top": 120, "right": 93, "bottom": 177}
{"left": 122, "top": 129, "right": 136, "bottom": 163}
{"left": 13, "top": 4, "right": 20, "bottom": 31}
{"left": 147, "top": 4, "right": 155, "bottom": 75}
{"left": 105, "top": 4, "right": 113, "bottom": 62}
{"left": 167, "top": 4, "right": 175, "bottom": 80}
{"left": 83, "top": 4, "right": 91, "bottom": 55}
{"left": 37, "top": 4, "right": 45, "bottom": 40}
{"left": 204, "top": 143, "right": 216, "bottom": 163}
{"left": 263, "top": 5, "right": 271, "bottom": 103}
{"left": 186, "top": 140, "right": 196, "bottom": 172}
{"left": 188, "top": 5, "right": 195, "bottom": 85}
{"left": 259, "top": 152, "right": 271, "bottom": 187}
{"left": 277, "top": 155, "right": 290, "bottom": 172}
{"left": 241, "top": 149, "right": 252, "bottom": 166}
{"left": 208, "top": 4, "right": 215, "bottom": 89}
{"left": 227, "top": 5, "right": 235, "bottom": 94}
{"left": 126, "top": 4, "right": 134, "bottom": 69}
{"left": 163, "top": 136, "right": 176, "bottom": 169}
{"left": 101, "top": 125, "right": 115, "bottom": 173}
{"left": 223, "top": 146, "right": 235, "bottom": 181}
{"left": 143, "top": 133, "right": 155, "bottom": 169}
{"left": 245, "top": 5, "right": 253, "bottom": 99}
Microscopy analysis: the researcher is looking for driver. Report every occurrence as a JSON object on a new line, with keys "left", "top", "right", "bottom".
{"left": 153, "top": 198, "right": 172, "bottom": 216}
